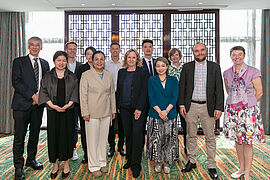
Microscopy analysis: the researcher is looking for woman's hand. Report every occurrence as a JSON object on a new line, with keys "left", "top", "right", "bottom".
{"left": 62, "top": 101, "right": 74, "bottom": 110}
{"left": 159, "top": 110, "right": 168, "bottom": 121}
{"left": 53, "top": 105, "right": 65, "bottom": 112}
{"left": 83, "top": 115, "right": 90, "bottom": 121}
{"left": 112, "top": 113, "right": 116, "bottom": 119}
{"left": 134, "top": 109, "right": 142, "bottom": 120}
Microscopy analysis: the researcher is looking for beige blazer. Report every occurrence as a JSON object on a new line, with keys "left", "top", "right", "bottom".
{"left": 80, "top": 68, "right": 116, "bottom": 119}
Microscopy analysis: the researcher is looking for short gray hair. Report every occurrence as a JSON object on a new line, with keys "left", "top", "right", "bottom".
{"left": 28, "top": 36, "right": 42, "bottom": 47}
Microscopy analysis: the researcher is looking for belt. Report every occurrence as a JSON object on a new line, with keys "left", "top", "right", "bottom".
{"left": 191, "top": 100, "right": 206, "bottom": 104}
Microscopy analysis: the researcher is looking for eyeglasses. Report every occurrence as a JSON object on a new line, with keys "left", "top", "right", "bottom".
{"left": 231, "top": 53, "right": 244, "bottom": 58}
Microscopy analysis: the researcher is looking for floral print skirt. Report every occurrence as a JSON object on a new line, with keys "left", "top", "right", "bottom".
{"left": 223, "top": 104, "right": 266, "bottom": 144}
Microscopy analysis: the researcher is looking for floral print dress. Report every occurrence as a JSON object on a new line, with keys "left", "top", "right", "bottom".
{"left": 223, "top": 63, "right": 265, "bottom": 144}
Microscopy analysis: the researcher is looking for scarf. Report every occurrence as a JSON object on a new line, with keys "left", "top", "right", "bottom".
{"left": 230, "top": 63, "right": 248, "bottom": 111}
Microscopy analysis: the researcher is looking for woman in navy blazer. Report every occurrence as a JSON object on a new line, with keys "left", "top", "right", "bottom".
{"left": 146, "top": 57, "right": 179, "bottom": 174}
{"left": 116, "top": 49, "right": 148, "bottom": 178}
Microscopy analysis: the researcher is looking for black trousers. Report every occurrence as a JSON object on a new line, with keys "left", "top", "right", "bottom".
{"left": 78, "top": 108, "right": 88, "bottom": 158}
{"left": 108, "top": 111, "right": 124, "bottom": 151}
{"left": 73, "top": 106, "right": 79, "bottom": 148}
{"left": 120, "top": 107, "right": 146, "bottom": 170}
{"left": 13, "top": 105, "right": 44, "bottom": 169}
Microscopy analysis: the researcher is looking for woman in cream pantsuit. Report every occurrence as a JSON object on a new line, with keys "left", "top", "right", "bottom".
{"left": 80, "top": 51, "right": 116, "bottom": 178}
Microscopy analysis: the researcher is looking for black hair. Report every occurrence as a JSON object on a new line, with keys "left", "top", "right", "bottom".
{"left": 110, "top": 42, "right": 120, "bottom": 48}
{"left": 53, "top": 51, "right": 68, "bottom": 62}
{"left": 142, "top": 39, "right": 153, "bottom": 47}
{"left": 84, "top": 46, "right": 97, "bottom": 56}
{"left": 92, "top": 51, "right": 105, "bottom": 60}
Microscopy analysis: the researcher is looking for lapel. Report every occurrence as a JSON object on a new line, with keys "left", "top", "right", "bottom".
{"left": 142, "top": 58, "right": 150, "bottom": 76}
{"left": 24, "top": 55, "right": 35, "bottom": 78}
{"left": 40, "top": 58, "right": 47, "bottom": 76}
{"left": 206, "top": 60, "right": 210, "bottom": 89}
{"left": 190, "top": 61, "right": 195, "bottom": 89}
{"left": 154, "top": 75, "right": 168, "bottom": 97}
{"left": 91, "top": 68, "right": 107, "bottom": 88}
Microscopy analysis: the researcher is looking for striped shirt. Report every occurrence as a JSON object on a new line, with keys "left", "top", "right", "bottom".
{"left": 192, "top": 60, "right": 207, "bottom": 101}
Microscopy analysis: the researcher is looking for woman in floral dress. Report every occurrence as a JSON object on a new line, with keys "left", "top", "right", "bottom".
{"left": 223, "top": 46, "right": 265, "bottom": 180}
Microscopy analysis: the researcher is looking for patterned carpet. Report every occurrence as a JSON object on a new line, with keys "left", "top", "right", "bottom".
{"left": 0, "top": 130, "right": 269, "bottom": 180}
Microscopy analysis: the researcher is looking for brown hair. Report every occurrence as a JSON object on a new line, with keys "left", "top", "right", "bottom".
{"left": 154, "top": 57, "right": 169, "bottom": 74}
{"left": 65, "top": 41, "right": 77, "bottom": 50}
{"left": 122, "top": 49, "right": 142, "bottom": 68}
{"left": 168, "top": 48, "right": 182, "bottom": 62}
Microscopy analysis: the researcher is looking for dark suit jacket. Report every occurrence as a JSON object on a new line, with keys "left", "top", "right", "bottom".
{"left": 11, "top": 55, "right": 50, "bottom": 111}
{"left": 142, "top": 57, "right": 157, "bottom": 77}
{"left": 178, "top": 60, "right": 224, "bottom": 117}
{"left": 116, "top": 67, "right": 148, "bottom": 111}
{"left": 74, "top": 61, "right": 82, "bottom": 75}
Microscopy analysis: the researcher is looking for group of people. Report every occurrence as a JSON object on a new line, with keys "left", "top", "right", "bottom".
{"left": 11, "top": 36, "right": 265, "bottom": 180}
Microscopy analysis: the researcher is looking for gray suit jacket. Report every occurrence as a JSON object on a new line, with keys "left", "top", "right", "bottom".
{"left": 39, "top": 68, "right": 79, "bottom": 110}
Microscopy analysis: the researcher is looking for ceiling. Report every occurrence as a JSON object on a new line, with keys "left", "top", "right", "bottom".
{"left": 0, "top": 0, "right": 270, "bottom": 12}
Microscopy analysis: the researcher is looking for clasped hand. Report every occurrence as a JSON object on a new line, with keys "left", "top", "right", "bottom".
{"left": 159, "top": 110, "right": 168, "bottom": 121}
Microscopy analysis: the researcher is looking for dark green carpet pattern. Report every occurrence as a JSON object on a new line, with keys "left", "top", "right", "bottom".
{"left": 0, "top": 130, "right": 269, "bottom": 179}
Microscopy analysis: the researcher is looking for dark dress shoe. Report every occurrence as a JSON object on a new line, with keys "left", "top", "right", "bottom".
{"left": 62, "top": 171, "right": 70, "bottom": 179}
{"left": 123, "top": 161, "right": 131, "bottom": 169}
{"left": 118, "top": 149, "right": 126, "bottom": 156}
{"left": 181, "top": 161, "right": 197, "bottom": 172}
{"left": 25, "top": 159, "right": 43, "bottom": 170}
{"left": 50, "top": 169, "right": 59, "bottom": 179}
{"left": 107, "top": 149, "right": 115, "bottom": 157}
{"left": 15, "top": 168, "right": 25, "bottom": 180}
{"left": 81, "top": 157, "right": 88, "bottom": 164}
{"left": 208, "top": 168, "right": 218, "bottom": 179}
{"left": 132, "top": 167, "right": 141, "bottom": 178}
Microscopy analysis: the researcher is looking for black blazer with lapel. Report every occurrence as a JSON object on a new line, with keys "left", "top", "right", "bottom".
{"left": 74, "top": 61, "right": 82, "bottom": 76}
{"left": 142, "top": 57, "right": 157, "bottom": 77}
{"left": 116, "top": 67, "right": 148, "bottom": 111}
{"left": 178, "top": 60, "right": 224, "bottom": 117}
{"left": 11, "top": 55, "right": 50, "bottom": 111}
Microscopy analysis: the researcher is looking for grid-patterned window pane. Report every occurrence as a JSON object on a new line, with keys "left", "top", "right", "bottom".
{"left": 119, "top": 14, "right": 163, "bottom": 59}
{"left": 68, "top": 14, "right": 112, "bottom": 62}
{"left": 171, "top": 13, "right": 216, "bottom": 63}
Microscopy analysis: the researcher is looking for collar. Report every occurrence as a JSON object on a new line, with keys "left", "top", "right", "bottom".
{"left": 144, "top": 57, "right": 153, "bottom": 61}
{"left": 171, "top": 63, "right": 182, "bottom": 69}
{"left": 29, "top": 54, "right": 39, "bottom": 61}
{"left": 108, "top": 59, "right": 122, "bottom": 65}
{"left": 195, "top": 60, "right": 206, "bottom": 66}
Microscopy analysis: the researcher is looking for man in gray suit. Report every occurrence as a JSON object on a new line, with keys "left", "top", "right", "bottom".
{"left": 179, "top": 42, "right": 224, "bottom": 180}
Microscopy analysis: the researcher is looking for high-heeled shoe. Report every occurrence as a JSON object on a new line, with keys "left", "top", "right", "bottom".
{"left": 231, "top": 171, "right": 245, "bottom": 179}
{"left": 62, "top": 171, "right": 70, "bottom": 179}
{"left": 50, "top": 169, "right": 59, "bottom": 179}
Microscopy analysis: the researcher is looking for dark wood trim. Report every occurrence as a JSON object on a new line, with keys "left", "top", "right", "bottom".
{"left": 111, "top": 12, "right": 119, "bottom": 43}
{"left": 64, "top": 11, "right": 69, "bottom": 48}
{"left": 163, "top": 12, "right": 171, "bottom": 59}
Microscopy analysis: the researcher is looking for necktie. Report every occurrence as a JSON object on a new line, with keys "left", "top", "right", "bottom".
{"left": 33, "top": 58, "right": 39, "bottom": 90}
{"left": 148, "top": 60, "right": 153, "bottom": 76}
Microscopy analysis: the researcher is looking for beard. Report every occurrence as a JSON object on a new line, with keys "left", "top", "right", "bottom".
{"left": 195, "top": 55, "right": 206, "bottom": 62}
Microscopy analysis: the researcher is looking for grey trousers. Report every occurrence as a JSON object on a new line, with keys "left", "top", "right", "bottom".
{"left": 185, "top": 102, "right": 216, "bottom": 168}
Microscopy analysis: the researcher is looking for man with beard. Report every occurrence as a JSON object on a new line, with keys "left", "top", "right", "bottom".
{"left": 179, "top": 43, "right": 224, "bottom": 180}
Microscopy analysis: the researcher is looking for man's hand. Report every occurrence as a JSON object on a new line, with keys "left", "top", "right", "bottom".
{"left": 180, "top": 106, "right": 186, "bottom": 118}
{"left": 214, "top": 110, "right": 222, "bottom": 120}
{"left": 32, "top": 94, "right": 39, "bottom": 105}
{"left": 112, "top": 113, "right": 116, "bottom": 120}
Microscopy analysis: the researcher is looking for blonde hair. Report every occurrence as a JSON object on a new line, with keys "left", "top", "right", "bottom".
{"left": 122, "top": 49, "right": 142, "bottom": 68}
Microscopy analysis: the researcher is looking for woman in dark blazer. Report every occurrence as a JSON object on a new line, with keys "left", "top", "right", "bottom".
{"left": 146, "top": 57, "right": 179, "bottom": 174}
{"left": 39, "top": 51, "right": 78, "bottom": 179}
{"left": 117, "top": 49, "right": 148, "bottom": 178}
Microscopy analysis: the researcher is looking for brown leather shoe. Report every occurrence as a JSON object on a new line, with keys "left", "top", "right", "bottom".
{"left": 100, "top": 166, "right": 108, "bottom": 173}
{"left": 92, "top": 170, "right": 102, "bottom": 177}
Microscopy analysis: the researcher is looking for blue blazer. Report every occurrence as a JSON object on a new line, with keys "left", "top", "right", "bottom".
{"left": 148, "top": 75, "right": 178, "bottom": 119}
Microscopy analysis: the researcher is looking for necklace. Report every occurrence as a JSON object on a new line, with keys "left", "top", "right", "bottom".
{"left": 159, "top": 76, "right": 166, "bottom": 83}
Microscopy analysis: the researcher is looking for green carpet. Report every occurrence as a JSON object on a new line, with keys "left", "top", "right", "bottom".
{"left": 0, "top": 130, "right": 269, "bottom": 179}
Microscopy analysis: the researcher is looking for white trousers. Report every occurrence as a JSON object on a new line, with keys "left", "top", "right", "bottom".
{"left": 85, "top": 116, "right": 111, "bottom": 172}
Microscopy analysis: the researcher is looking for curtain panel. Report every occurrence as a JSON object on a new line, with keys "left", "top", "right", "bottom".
{"left": 0, "top": 12, "right": 26, "bottom": 134}
{"left": 261, "top": 9, "right": 270, "bottom": 135}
